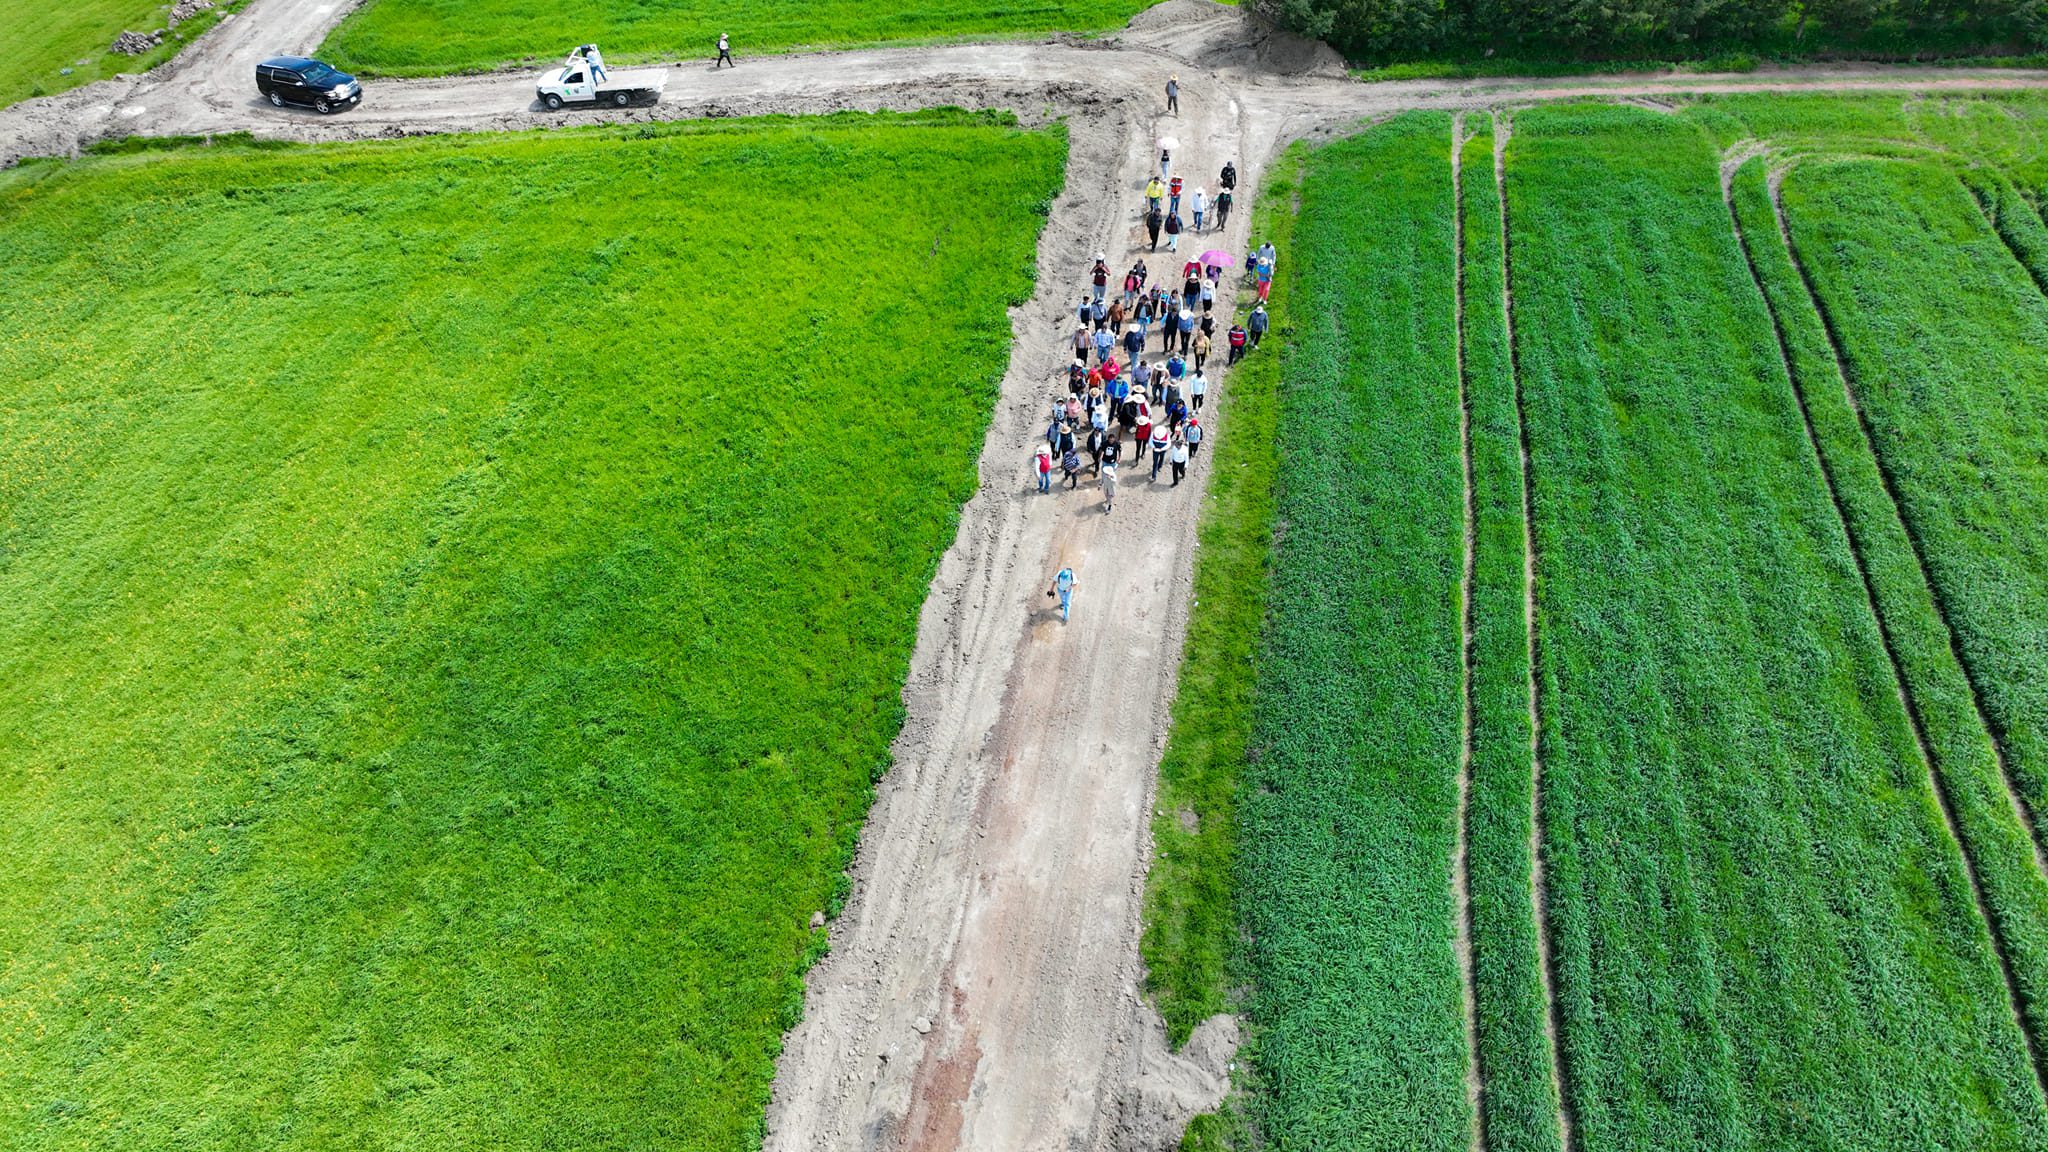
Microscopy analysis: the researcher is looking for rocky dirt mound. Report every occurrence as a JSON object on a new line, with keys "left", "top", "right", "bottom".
{"left": 111, "top": 30, "right": 163, "bottom": 55}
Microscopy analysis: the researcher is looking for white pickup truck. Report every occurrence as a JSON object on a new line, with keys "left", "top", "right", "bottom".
{"left": 535, "top": 59, "right": 669, "bottom": 111}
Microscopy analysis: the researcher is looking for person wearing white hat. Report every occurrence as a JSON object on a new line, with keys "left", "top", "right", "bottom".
{"left": 1192, "top": 187, "right": 1206, "bottom": 232}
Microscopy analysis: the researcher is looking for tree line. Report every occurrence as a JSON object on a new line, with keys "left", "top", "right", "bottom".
{"left": 1260, "top": 0, "right": 2048, "bottom": 62}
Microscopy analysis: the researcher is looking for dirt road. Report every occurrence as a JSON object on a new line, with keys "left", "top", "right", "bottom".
{"left": 7, "top": 5, "right": 2048, "bottom": 1149}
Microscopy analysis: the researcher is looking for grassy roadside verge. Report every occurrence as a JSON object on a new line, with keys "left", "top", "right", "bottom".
{"left": 319, "top": 0, "right": 1146, "bottom": 78}
{"left": 1140, "top": 142, "right": 1302, "bottom": 1049}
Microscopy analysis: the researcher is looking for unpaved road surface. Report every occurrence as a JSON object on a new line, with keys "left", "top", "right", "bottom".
{"left": 7, "top": 6, "right": 2048, "bottom": 1149}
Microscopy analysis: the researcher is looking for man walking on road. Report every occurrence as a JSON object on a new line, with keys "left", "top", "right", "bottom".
{"left": 716, "top": 33, "right": 734, "bottom": 67}
{"left": 1048, "top": 566, "right": 1077, "bottom": 622}
{"left": 1166, "top": 74, "right": 1179, "bottom": 115}
{"left": 1146, "top": 205, "right": 1164, "bottom": 251}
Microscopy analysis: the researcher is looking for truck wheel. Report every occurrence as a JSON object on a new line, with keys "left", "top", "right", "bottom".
{"left": 267, "top": 90, "right": 285, "bottom": 108}
{"left": 543, "top": 92, "right": 563, "bottom": 111}
{"left": 613, "top": 90, "right": 630, "bottom": 107}
{"left": 316, "top": 98, "right": 334, "bottom": 114}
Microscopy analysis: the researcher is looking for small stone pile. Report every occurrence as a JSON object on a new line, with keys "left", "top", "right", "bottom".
{"left": 110, "top": 30, "right": 163, "bottom": 55}
{"left": 111, "top": 0, "right": 213, "bottom": 54}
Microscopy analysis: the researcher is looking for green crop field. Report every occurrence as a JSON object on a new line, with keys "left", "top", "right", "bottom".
{"left": 322, "top": 0, "right": 1150, "bottom": 78}
{"left": 0, "top": 112, "right": 1061, "bottom": 1151}
{"left": 0, "top": 0, "right": 242, "bottom": 111}
{"left": 1152, "top": 95, "right": 2048, "bottom": 1150}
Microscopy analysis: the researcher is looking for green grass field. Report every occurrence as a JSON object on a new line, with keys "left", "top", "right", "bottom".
{"left": 322, "top": 0, "right": 1149, "bottom": 77}
{"left": 1151, "top": 94, "right": 2048, "bottom": 1150}
{"left": 0, "top": 112, "right": 1062, "bottom": 1151}
{"left": 0, "top": 0, "right": 243, "bottom": 111}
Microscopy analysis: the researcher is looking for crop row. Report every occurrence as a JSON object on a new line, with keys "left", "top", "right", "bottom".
{"left": 1729, "top": 151, "right": 2048, "bottom": 1108}
{"left": 1458, "top": 113, "right": 1564, "bottom": 1152}
{"left": 1779, "top": 156, "right": 2048, "bottom": 869}
{"left": 1505, "top": 103, "right": 2046, "bottom": 1150}
{"left": 1234, "top": 110, "right": 1470, "bottom": 1150}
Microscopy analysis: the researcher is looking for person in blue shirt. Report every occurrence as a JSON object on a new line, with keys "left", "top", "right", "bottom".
{"left": 1048, "top": 567, "right": 1077, "bottom": 622}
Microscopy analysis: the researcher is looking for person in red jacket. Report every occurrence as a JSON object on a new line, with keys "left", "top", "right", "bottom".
{"left": 1168, "top": 175, "right": 1184, "bottom": 215}
{"left": 1227, "top": 323, "right": 1249, "bottom": 366}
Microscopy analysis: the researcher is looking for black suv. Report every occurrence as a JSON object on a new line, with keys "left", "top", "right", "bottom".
{"left": 255, "top": 57, "right": 362, "bottom": 113}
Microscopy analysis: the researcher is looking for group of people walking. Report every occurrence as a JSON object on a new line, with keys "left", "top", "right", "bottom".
{"left": 1037, "top": 76, "right": 1279, "bottom": 622}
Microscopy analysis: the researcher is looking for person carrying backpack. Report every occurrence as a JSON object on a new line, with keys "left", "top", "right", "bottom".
{"left": 1220, "top": 160, "right": 1237, "bottom": 192}
{"left": 1047, "top": 566, "right": 1077, "bottom": 622}
{"left": 716, "top": 32, "right": 734, "bottom": 68}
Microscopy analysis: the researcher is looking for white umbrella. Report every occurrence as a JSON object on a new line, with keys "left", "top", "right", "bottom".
{"left": 1157, "top": 136, "right": 1180, "bottom": 152}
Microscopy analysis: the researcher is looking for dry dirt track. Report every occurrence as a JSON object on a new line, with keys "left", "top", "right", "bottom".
{"left": 10, "top": 7, "right": 2048, "bottom": 1150}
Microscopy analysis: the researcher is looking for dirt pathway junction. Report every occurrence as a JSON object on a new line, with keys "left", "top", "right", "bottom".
{"left": 7, "top": 5, "right": 2048, "bottom": 1150}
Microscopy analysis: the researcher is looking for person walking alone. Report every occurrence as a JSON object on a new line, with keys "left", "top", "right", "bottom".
{"left": 1166, "top": 74, "right": 1179, "bottom": 115}
{"left": 1101, "top": 458, "right": 1118, "bottom": 514}
{"left": 716, "top": 32, "right": 734, "bottom": 67}
{"left": 1033, "top": 443, "right": 1053, "bottom": 493}
{"left": 1048, "top": 566, "right": 1077, "bottom": 622}
{"left": 1091, "top": 253, "right": 1110, "bottom": 303}
{"left": 1191, "top": 186, "right": 1206, "bottom": 232}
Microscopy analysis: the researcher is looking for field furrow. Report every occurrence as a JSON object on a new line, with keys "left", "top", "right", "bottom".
{"left": 1459, "top": 111, "right": 1566, "bottom": 1152}
{"left": 1506, "top": 104, "right": 2048, "bottom": 1151}
{"left": 1236, "top": 110, "right": 1467, "bottom": 1151}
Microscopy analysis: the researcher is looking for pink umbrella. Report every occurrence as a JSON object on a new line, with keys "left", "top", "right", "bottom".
{"left": 1197, "top": 249, "right": 1235, "bottom": 268}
